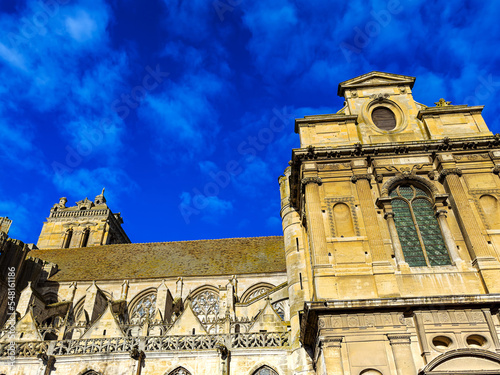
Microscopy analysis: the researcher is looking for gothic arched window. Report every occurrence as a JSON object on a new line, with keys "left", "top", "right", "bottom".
{"left": 130, "top": 292, "right": 157, "bottom": 323}
{"left": 253, "top": 366, "right": 279, "bottom": 375}
{"left": 81, "top": 228, "right": 90, "bottom": 247}
{"left": 168, "top": 367, "right": 192, "bottom": 375}
{"left": 63, "top": 229, "right": 73, "bottom": 248}
{"left": 390, "top": 185, "right": 450, "bottom": 267}
{"left": 191, "top": 289, "right": 220, "bottom": 324}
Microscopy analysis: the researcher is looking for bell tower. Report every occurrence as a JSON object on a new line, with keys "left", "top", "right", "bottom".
{"left": 280, "top": 71, "right": 500, "bottom": 375}
{"left": 36, "top": 189, "right": 131, "bottom": 249}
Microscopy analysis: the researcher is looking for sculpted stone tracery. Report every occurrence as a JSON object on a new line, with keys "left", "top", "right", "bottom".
{"left": 241, "top": 283, "right": 275, "bottom": 303}
{"left": 130, "top": 292, "right": 157, "bottom": 323}
{"left": 191, "top": 289, "right": 220, "bottom": 324}
{"left": 252, "top": 365, "right": 279, "bottom": 375}
{"left": 168, "top": 367, "right": 192, "bottom": 375}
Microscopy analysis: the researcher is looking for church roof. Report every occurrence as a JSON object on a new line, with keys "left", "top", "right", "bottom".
{"left": 28, "top": 236, "right": 286, "bottom": 282}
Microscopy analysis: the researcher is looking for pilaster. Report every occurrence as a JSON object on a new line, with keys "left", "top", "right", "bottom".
{"left": 352, "top": 162, "right": 399, "bottom": 297}
{"left": 438, "top": 162, "right": 500, "bottom": 292}
{"left": 316, "top": 336, "right": 344, "bottom": 375}
{"left": 387, "top": 333, "right": 417, "bottom": 375}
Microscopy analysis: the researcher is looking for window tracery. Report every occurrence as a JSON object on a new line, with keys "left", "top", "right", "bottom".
{"left": 191, "top": 289, "right": 220, "bottom": 323}
{"left": 130, "top": 292, "right": 157, "bottom": 323}
{"left": 253, "top": 366, "right": 279, "bottom": 375}
{"left": 389, "top": 185, "right": 450, "bottom": 267}
{"left": 168, "top": 367, "right": 192, "bottom": 375}
{"left": 245, "top": 287, "right": 270, "bottom": 302}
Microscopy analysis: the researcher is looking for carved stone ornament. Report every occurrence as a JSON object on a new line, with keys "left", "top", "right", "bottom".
{"left": 493, "top": 165, "right": 500, "bottom": 175}
{"left": 435, "top": 98, "right": 452, "bottom": 107}
{"left": 438, "top": 168, "right": 463, "bottom": 183}
{"left": 384, "top": 212, "right": 395, "bottom": 220}
{"left": 351, "top": 174, "right": 372, "bottom": 184}
{"left": 381, "top": 173, "right": 438, "bottom": 197}
{"left": 318, "top": 336, "right": 343, "bottom": 348}
{"left": 370, "top": 93, "right": 390, "bottom": 101}
{"left": 301, "top": 177, "right": 323, "bottom": 187}
{"left": 435, "top": 209, "right": 448, "bottom": 218}
{"left": 386, "top": 333, "right": 411, "bottom": 345}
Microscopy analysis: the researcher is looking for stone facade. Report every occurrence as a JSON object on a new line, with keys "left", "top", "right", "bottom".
{"left": 1, "top": 72, "right": 500, "bottom": 375}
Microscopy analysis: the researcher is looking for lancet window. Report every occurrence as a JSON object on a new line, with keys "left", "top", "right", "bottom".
{"left": 389, "top": 184, "right": 450, "bottom": 267}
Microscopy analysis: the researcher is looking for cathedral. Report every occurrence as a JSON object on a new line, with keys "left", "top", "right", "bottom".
{"left": 1, "top": 71, "right": 500, "bottom": 375}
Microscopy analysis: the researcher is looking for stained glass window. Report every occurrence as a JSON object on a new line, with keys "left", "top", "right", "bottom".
{"left": 390, "top": 185, "right": 450, "bottom": 267}
{"left": 169, "top": 368, "right": 191, "bottom": 375}
{"left": 192, "top": 290, "right": 220, "bottom": 323}
{"left": 130, "top": 293, "right": 156, "bottom": 323}
{"left": 253, "top": 366, "right": 279, "bottom": 375}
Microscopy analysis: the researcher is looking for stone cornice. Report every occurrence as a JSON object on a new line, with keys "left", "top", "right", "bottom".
{"left": 417, "top": 105, "right": 484, "bottom": 119}
{"left": 294, "top": 114, "right": 358, "bottom": 133}
{"left": 288, "top": 134, "right": 500, "bottom": 212}
{"left": 337, "top": 71, "right": 416, "bottom": 97}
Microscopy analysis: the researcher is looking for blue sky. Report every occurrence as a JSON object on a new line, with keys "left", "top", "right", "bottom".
{"left": 1, "top": 0, "right": 499, "bottom": 244}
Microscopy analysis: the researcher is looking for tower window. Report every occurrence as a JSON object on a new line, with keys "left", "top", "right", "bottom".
{"left": 64, "top": 229, "right": 73, "bottom": 248}
{"left": 81, "top": 228, "right": 90, "bottom": 247}
{"left": 390, "top": 185, "right": 450, "bottom": 267}
{"left": 372, "top": 107, "right": 396, "bottom": 130}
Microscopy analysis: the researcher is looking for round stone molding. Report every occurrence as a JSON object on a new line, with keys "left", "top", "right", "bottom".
{"left": 361, "top": 97, "right": 407, "bottom": 134}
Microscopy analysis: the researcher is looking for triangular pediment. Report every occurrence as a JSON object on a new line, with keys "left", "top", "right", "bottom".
{"left": 2, "top": 308, "right": 43, "bottom": 342}
{"left": 248, "top": 299, "right": 288, "bottom": 333}
{"left": 338, "top": 71, "right": 415, "bottom": 96}
{"left": 81, "top": 303, "right": 125, "bottom": 339}
{"left": 167, "top": 303, "right": 207, "bottom": 336}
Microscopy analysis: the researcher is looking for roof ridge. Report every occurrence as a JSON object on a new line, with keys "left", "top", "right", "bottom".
{"left": 31, "top": 235, "right": 284, "bottom": 252}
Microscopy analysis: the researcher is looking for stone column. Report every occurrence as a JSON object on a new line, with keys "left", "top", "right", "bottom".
{"left": 384, "top": 212, "right": 406, "bottom": 266}
{"left": 387, "top": 334, "right": 417, "bottom": 375}
{"left": 317, "top": 337, "right": 344, "bottom": 375}
{"left": 351, "top": 174, "right": 387, "bottom": 263}
{"left": 302, "top": 177, "right": 328, "bottom": 265}
{"left": 434, "top": 209, "right": 461, "bottom": 265}
{"left": 439, "top": 168, "right": 494, "bottom": 259}
{"left": 439, "top": 168, "right": 500, "bottom": 292}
